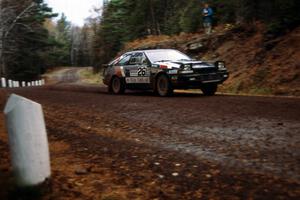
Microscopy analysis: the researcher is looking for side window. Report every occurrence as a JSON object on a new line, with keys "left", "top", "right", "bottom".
{"left": 116, "top": 54, "right": 131, "bottom": 66}
{"left": 128, "top": 53, "right": 150, "bottom": 65}
{"left": 128, "top": 53, "right": 143, "bottom": 65}
{"left": 140, "top": 53, "right": 150, "bottom": 65}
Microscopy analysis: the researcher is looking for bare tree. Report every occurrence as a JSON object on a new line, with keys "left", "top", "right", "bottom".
{"left": 0, "top": 0, "right": 4, "bottom": 76}
{"left": 149, "top": 0, "right": 159, "bottom": 35}
{"left": 70, "top": 26, "right": 81, "bottom": 66}
{"left": 0, "top": 1, "right": 36, "bottom": 76}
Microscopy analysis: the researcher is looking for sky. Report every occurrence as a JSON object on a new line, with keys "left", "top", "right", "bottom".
{"left": 45, "top": 0, "right": 103, "bottom": 26}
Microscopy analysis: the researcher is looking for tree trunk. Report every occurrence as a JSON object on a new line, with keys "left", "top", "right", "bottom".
{"left": 0, "top": 0, "right": 4, "bottom": 76}
{"left": 0, "top": 2, "right": 37, "bottom": 77}
{"left": 149, "top": 0, "right": 159, "bottom": 35}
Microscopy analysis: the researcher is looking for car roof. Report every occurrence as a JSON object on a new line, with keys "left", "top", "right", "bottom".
{"left": 126, "top": 49, "right": 178, "bottom": 54}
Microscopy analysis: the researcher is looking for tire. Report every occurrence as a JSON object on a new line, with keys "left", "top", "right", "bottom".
{"left": 156, "top": 74, "right": 173, "bottom": 97}
{"left": 109, "top": 76, "right": 125, "bottom": 94}
{"left": 201, "top": 84, "right": 217, "bottom": 96}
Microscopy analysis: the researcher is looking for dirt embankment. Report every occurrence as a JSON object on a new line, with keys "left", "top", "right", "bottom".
{"left": 123, "top": 24, "right": 300, "bottom": 96}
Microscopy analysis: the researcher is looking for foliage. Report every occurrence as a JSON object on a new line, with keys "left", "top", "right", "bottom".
{"left": 0, "top": 0, "right": 57, "bottom": 80}
{"left": 1, "top": 0, "right": 299, "bottom": 78}
{"left": 50, "top": 14, "right": 72, "bottom": 66}
{"left": 91, "top": 0, "right": 299, "bottom": 69}
{"left": 179, "top": 0, "right": 202, "bottom": 33}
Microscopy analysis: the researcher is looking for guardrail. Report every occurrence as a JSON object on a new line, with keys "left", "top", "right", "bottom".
{"left": 0, "top": 77, "right": 45, "bottom": 88}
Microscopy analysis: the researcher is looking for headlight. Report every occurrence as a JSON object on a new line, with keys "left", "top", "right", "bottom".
{"left": 217, "top": 62, "right": 226, "bottom": 70}
{"left": 183, "top": 64, "right": 191, "bottom": 70}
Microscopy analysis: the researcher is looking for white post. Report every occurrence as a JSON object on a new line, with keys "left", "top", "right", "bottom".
{"left": 41, "top": 79, "right": 45, "bottom": 85}
{"left": 8, "top": 80, "right": 12, "bottom": 88}
{"left": 1, "top": 77, "right": 6, "bottom": 88}
{"left": 35, "top": 81, "right": 38, "bottom": 86}
{"left": 31, "top": 81, "right": 35, "bottom": 86}
{"left": 4, "top": 94, "right": 51, "bottom": 187}
{"left": 28, "top": 82, "right": 31, "bottom": 87}
{"left": 22, "top": 81, "right": 26, "bottom": 87}
{"left": 38, "top": 80, "right": 42, "bottom": 86}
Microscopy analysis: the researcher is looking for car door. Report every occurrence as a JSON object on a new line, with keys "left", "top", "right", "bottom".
{"left": 124, "top": 52, "right": 151, "bottom": 88}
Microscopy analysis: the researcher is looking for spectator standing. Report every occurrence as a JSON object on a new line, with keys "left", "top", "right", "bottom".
{"left": 202, "top": 3, "right": 213, "bottom": 35}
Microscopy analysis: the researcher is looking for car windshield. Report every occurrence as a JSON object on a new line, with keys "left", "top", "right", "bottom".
{"left": 109, "top": 54, "right": 128, "bottom": 65}
{"left": 145, "top": 50, "right": 192, "bottom": 63}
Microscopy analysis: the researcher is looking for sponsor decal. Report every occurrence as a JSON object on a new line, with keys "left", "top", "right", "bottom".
{"left": 126, "top": 77, "right": 150, "bottom": 84}
{"left": 130, "top": 71, "right": 139, "bottom": 76}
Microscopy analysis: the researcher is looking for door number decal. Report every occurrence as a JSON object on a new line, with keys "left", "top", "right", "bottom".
{"left": 137, "top": 67, "right": 146, "bottom": 76}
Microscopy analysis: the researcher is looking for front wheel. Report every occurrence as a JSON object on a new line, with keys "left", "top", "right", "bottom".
{"left": 201, "top": 84, "right": 217, "bottom": 96}
{"left": 109, "top": 76, "right": 125, "bottom": 94}
{"left": 156, "top": 74, "right": 173, "bottom": 97}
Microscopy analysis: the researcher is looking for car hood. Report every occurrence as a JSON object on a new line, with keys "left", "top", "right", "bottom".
{"left": 153, "top": 60, "right": 215, "bottom": 69}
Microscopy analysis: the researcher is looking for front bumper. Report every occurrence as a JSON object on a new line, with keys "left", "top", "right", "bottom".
{"left": 170, "top": 71, "right": 229, "bottom": 89}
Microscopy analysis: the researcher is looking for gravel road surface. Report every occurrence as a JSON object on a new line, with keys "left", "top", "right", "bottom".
{"left": 0, "top": 70, "right": 299, "bottom": 199}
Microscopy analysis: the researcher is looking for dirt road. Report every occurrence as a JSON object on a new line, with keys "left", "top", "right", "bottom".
{"left": 0, "top": 73, "right": 299, "bottom": 199}
{"left": 43, "top": 67, "right": 87, "bottom": 85}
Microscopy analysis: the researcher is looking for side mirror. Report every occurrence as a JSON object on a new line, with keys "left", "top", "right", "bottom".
{"left": 102, "top": 64, "right": 109, "bottom": 68}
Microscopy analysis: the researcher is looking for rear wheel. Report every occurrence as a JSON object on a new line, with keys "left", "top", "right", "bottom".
{"left": 201, "top": 84, "right": 217, "bottom": 96}
{"left": 109, "top": 76, "right": 125, "bottom": 94}
{"left": 156, "top": 74, "right": 173, "bottom": 97}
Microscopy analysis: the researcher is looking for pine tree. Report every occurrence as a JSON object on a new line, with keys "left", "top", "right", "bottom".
{"left": 1, "top": 0, "right": 57, "bottom": 79}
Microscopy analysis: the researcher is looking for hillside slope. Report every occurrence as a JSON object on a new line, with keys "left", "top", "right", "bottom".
{"left": 123, "top": 24, "right": 300, "bottom": 96}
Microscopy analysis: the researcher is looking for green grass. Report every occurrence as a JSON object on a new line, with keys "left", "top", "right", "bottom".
{"left": 248, "top": 87, "right": 273, "bottom": 95}
{"left": 79, "top": 68, "right": 103, "bottom": 84}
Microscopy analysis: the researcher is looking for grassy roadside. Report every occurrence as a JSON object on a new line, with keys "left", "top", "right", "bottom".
{"left": 78, "top": 68, "right": 103, "bottom": 85}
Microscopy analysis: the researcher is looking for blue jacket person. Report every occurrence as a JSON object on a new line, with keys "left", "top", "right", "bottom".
{"left": 203, "top": 3, "right": 213, "bottom": 35}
